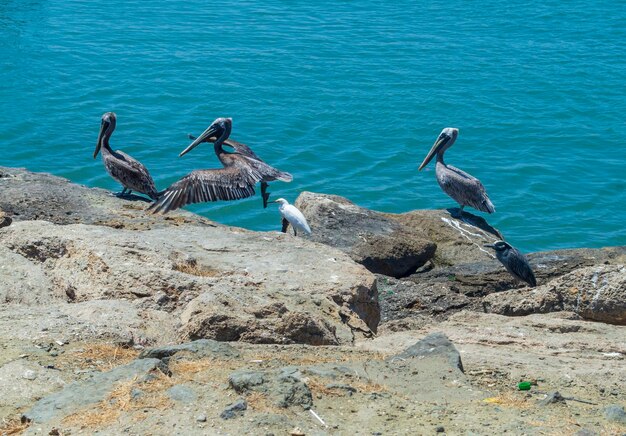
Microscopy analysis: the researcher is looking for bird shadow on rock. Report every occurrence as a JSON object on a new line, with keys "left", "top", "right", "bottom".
{"left": 446, "top": 207, "right": 503, "bottom": 239}
{"left": 113, "top": 193, "right": 153, "bottom": 203}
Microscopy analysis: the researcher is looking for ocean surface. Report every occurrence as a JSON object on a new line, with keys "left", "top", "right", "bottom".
{"left": 1, "top": 1, "right": 624, "bottom": 252}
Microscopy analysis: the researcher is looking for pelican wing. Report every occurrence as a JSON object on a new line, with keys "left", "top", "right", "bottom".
{"left": 223, "top": 139, "right": 262, "bottom": 160}
{"left": 105, "top": 150, "right": 158, "bottom": 198}
{"left": 224, "top": 139, "right": 293, "bottom": 183}
{"left": 148, "top": 164, "right": 260, "bottom": 214}
{"left": 439, "top": 164, "right": 495, "bottom": 213}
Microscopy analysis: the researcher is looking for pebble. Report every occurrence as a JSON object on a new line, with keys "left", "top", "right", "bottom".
{"left": 539, "top": 391, "right": 566, "bottom": 406}
{"left": 604, "top": 404, "right": 626, "bottom": 424}
{"left": 220, "top": 399, "right": 247, "bottom": 420}
{"left": 436, "top": 426, "right": 445, "bottom": 433}
{"left": 23, "top": 370, "right": 37, "bottom": 380}
{"left": 196, "top": 414, "right": 207, "bottom": 423}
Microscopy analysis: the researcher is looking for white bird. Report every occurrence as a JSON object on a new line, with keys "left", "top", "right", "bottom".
{"left": 271, "top": 198, "right": 311, "bottom": 236}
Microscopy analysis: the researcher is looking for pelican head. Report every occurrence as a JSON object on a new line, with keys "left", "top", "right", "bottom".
{"left": 418, "top": 127, "right": 459, "bottom": 170}
{"left": 94, "top": 112, "right": 117, "bottom": 158}
{"left": 180, "top": 117, "right": 232, "bottom": 157}
{"left": 483, "top": 240, "right": 511, "bottom": 251}
{"left": 271, "top": 198, "right": 289, "bottom": 205}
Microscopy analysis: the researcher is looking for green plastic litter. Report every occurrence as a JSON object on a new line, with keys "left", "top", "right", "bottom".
{"left": 518, "top": 382, "right": 532, "bottom": 390}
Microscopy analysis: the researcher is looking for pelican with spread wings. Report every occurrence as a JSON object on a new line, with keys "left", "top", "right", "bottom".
{"left": 148, "top": 118, "right": 292, "bottom": 214}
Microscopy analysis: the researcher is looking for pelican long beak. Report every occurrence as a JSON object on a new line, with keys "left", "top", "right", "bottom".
{"left": 179, "top": 124, "right": 219, "bottom": 157}
{"left": 418, "top": 134, "right": 448, "bottom": 171}
{"left": 94, "top": 122, "right": 106, "bottom": 158}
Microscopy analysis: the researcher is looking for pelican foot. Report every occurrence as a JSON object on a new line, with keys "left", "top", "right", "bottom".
{"left": 261, "top": 182, "right": 270, "bottom": 208}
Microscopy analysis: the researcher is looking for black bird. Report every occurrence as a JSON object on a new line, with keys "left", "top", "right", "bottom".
{"left": 484, "top": 240, "right": 537, "bottom": 287}
{"left": 94, "top": 112, "right": 160, "bottom": 200}
{"left": 148, "top": 118, "right": 292, "bottom": 214}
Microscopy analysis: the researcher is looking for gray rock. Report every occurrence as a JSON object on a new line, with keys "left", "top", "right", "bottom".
{"left": 0, "top": 210, "right": 11, "bottom": 228}
{"left": 295, "top": 192, "right": 437, "bottom": 277}
{"left": 274, "top": 375, "right": 312, "bottom": 409}
{"left": 0, "top": 361, "right": 65, "bottom": 413}
{"left": 229, "top": 370, "right": 268, "bottom": 393}
{"left": 196, "top": 413, "right": 207, "bottom": 422}
{"left": 539, "top": 391, "right": 566, "bottom": 406}
{"left": 391, "top": 332, "right": 464, "bottom": 373}
{"left": 0, "top": 166, "right": 212, "bottom": 230}
{"left": 604, "top": 404, "right": 626, "bottom": 424}
{"left": 220, "top": 399, "right": 247, "bottom": 419}
{"left": 166, "top": 384, "right": 197, "bottom": 403}
{"left": 139, "top": 339, "right": 240, "bottom": 360}
{"left": 23, "top": 358, "right": 162, "bottom": 423}
{"left": 0, "top": 218, "right": 378, "bottom": 345}
{"left": 228, "top": 369, "right": 312, "bottom": 410}
{"left": 575, "top": 429, "right": 597, "bottom": 436}
{"left": 378, "top": 275, "right": 471, "bottom": 324}
{"left": 22, "top": 370, "right": 37, "bottom": 380}
{"left": 325, "top": 383, "right": 357, "bottom": 395}
{"left": 483, "top": 265, "right": 626, "bottom": 325}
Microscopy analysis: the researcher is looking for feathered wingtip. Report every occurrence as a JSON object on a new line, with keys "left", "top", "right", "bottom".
{"left": 146, "top": 190, "right": 175, "bottom": 215}
{"left": 484, "top": 198, "right": 496, "bottom": 214}
{"left": 278, "top": 171, "right": 293, "bottom": 183}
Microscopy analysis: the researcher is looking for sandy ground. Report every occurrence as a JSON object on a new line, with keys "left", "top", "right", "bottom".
{"left": 1, "top": 310, "right": 624, "bottom": 436}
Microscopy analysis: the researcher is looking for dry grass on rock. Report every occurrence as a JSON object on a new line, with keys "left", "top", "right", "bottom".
{"left": 62, "top": 369, "right": 174, "bottom": 430}
{"left": 57, "top": 343, "right": 139, "bottom": 371}
{"left": 0, "top": 417, "right": 30, "bottom": 435}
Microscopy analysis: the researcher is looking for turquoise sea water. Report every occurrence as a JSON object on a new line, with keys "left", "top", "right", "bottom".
{"left": 1, "top": 1, "right": 624, "bottom": 252}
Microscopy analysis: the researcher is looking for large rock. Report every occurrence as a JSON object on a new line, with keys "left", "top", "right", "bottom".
{"left": 0, "top": 166, "right": 214, "bottom": 230}
{"left": 483, "top": 264, "right": 626, "bottom": 325}
{"left": 405, "top": 245, "right": 626, "bottom": 297}
{"left": 295, "top": 192, "right": 508, "bottom": 278}
{"left": 295, "top": 192, "right": 437, "bottom": 277}
{"left": 0, "top": 219, "right": 379, "bottom": 345}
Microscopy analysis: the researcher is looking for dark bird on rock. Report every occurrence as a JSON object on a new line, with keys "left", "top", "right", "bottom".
{"left": 484, "top": 240, "right": 537, "bottom": 287}
{"left": 94, "top": 112, "right": 159, "bottom": 200}
{"left": 418, "top": 128, "right": 495, "bottom": 217}
{"left": 148, "top": 117, "right": 292, "bottom": 214}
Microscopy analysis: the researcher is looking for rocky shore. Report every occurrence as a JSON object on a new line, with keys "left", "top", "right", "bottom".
{"left": 0, "top": 166, "right": 624, "bottom": 435}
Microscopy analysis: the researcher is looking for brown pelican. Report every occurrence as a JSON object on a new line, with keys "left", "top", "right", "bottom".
{"left": 484, "top": 240, "right": 537, "bottom": 287}
{"left": 418, "top": 128, "right": 495, "bottom": 217}
{"left": 94, "top": 112, "right": 159, "bottom": 200}
{"left": 148, "top": 118, "right": 292, "bottom": 214}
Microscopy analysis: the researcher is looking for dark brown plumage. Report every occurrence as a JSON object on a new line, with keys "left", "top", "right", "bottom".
{"left": 94, "top": 112, "right": 159, "bottom": 200}
{"left": 148, "top": 118, "right": 292, "bottom": 214}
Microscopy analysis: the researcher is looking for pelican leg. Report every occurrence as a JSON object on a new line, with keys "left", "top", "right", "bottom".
{"left": 261, "top": 182, "right": 270, "bottom": 208}
{"left": 116, "top": 188, "right": 129, "bottom": 197}
{"left": 281, "top": 218, "right": 289, "bottom": 233}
